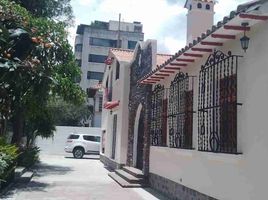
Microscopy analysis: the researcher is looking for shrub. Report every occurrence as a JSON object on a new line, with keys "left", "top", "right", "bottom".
{"left": 0, "top": 138, "right": 18, "bottom": 183}
{"left": 17, "top": 146, "right": 40, "bottom": 168}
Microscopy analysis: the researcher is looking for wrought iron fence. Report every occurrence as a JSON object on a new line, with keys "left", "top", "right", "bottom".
{"left": 198, "top": 50, "right": 241, "bottom": 154}
{"left": 168, "top": 72, "right": 195, "bottom": 149}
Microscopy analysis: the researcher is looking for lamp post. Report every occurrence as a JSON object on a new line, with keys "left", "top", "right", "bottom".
{"left": 240, "top": 22, "right": 250, "bottom": 52}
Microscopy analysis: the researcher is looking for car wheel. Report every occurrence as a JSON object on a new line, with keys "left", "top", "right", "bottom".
{"left": 73, "top": 147, "right": 84, "bottom": 159}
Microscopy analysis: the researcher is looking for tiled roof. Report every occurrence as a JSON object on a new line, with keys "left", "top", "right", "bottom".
{"left": 156, "top": 54, "right": 173, "bottom": 66}
{"left": 110, "top": 48, "right": 134, "bottom": 62}
{"left": 139, "top": 0, "right": 268, "bottom": 84}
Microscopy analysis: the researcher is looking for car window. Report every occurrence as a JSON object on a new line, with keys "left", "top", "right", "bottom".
{"left": 83, "top": 135, "right": 100, "bottom": 142}
{"left": 68, "top": 134, "right": 79, "bottom": 139}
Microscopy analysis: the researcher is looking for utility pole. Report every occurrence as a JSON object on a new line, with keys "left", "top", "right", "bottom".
{"left": 117, "top": 13, "right": 121, "bottom": 48}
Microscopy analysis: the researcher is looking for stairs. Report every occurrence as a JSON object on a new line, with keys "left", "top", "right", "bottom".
{"left": 108, "top": 166, "right": 147, "bottom": 188}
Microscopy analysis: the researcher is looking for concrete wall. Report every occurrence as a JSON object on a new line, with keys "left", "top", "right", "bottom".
{"left": 150, "top": 20, "right": 268, "bottom": 200}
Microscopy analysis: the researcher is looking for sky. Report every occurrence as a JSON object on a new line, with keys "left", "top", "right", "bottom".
{"left": 69, "top": 0, "right": 249, "bottom": 54}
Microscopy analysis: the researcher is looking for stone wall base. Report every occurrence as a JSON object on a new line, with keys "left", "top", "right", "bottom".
{"left": 149, "top": 173, "right": 218, "bottom": 200}
{"left": 100, "top": 154, "right": 124, "bottom": 171}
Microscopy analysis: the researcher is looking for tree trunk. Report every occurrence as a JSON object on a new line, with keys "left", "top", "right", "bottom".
{"left": 11, "top": 110, "right": 24, "bottom": 145}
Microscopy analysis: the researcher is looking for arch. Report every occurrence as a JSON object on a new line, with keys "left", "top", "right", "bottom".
{"left": 197, "top": 3, "right": 202, "bottom": 9}
{"left": 133, "top": 103, "right": 143, "bottom": 168}
{"left": 206, "top": 4, "right": 210, "bottom": 10}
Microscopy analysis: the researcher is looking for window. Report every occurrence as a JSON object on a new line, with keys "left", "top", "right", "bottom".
{"left": 134, "top": 26, "right": 142, "bottom": 32}
{"left": 99, "top": 97, "right": 103, "bottom": 112}
{"left": 168, "top": 72, "right": 194, "bottom": 149}
{"left": 68, "top": 134, "right": 79, "bottom": 139}
{"left": 197, "top": 3, "right": 202, "bottom": 9}
{"left": 89, "top": 37, "right": 117, "bottom": 48}
{"left": 198, "top": 50, "right": 239, "bottom": 154}
{"left": 115, "top": 61, "right": 120, "bottom": 80}
{"left": 88, "top": 54, "right": 107, "bottom": 63}
{"left": 75, "top": 44, "right": 83, "bottom": 52}
{"left": 206, "top": 4, "right": 210, "bottom": 10}
{"left": 87, "top": 71, "right": 103, "bottom": 81}
{"left": 128, "top": 41, "right": 137, "bottom": 49}
{"left": 151, "top": 85, "right": 166, "bottom": 146}
{"left": 111, "top": 115, "right": 117, "bottom": 159}
{"left": 83, "top": 135, "right": 100, "bottom": 142}
{"left": 76, "top": 59, "right": 82, "bottom": 67}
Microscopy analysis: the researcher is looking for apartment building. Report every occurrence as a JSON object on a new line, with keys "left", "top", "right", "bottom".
{"left": 75, "top": 20, "right": 144, "bottom": 127}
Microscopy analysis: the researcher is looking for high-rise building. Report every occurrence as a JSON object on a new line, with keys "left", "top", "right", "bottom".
{"left": 75, "top": 20, "right": 144, "bottom": 127}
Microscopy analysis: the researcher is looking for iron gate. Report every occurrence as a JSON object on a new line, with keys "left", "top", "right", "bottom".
{"left": 198, "top": 50, "right": 241, "bottom": 154}
{"left": 151, "top": 84, "right": 166, "bottom": 146}
{"left": 168, "top": 72, "right": 195, "bottom": 149}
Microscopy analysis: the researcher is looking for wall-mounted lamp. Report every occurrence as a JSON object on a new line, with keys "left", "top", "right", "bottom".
{"left": 240, "top": 22, "right": 250, "bottom": 52}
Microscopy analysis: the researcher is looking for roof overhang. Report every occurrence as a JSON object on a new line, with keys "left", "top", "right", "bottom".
{"left": 138, "top": 12, "right": 268, "bottom": 85}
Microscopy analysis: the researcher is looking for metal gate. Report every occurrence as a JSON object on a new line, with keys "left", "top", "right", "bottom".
{"left": 198, "top": 50, "right": 241, "bottom": 154}
{"left": 168, "top": 72, "right": 195, "bottom": 149}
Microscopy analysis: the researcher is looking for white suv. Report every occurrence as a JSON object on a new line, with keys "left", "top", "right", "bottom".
{"left": 64, "top": 133, "right": 101, "bottom": 159}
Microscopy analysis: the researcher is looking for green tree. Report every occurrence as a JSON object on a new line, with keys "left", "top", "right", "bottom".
{"left": 14, "top": 0, "right": 73, "bottom": 24}
{"left": 49, "top": 99, "right": 93, "bottom": 127}
{"left": 0, "top": 0, "right": 85, "bottom": 145}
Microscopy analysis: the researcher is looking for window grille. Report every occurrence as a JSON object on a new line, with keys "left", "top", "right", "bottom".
{"left": 151, "top": 84, "right": 166, "bottom": 146}
{"left": 198, "top": 51, "right": 241, "bottom": 154}
{"left": 168, "top": 72, "right": 195, "bottom": 149}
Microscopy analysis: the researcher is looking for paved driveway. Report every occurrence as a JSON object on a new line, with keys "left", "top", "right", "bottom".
{"left": 2, "top": 128, "right": 169, "bottom": 200}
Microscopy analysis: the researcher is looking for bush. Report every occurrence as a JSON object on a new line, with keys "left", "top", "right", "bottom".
{"left": 0, "top": 138, "right": 18, "bottom": 184}
{"left": 17, "top": 146, "right": 40, "bottom": 168}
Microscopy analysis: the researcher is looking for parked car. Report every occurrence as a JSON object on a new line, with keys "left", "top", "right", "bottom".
{"left": 64, "top": 133, "right": 101, "bottom": 158}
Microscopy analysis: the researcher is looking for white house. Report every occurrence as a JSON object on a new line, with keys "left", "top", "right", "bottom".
{"left": 100, "top": 41, "right": 172, "bottom": 181}
{"left": 137, "top": 0, "right": 268, "bottom": 199}
{"left": 100, "top": 48, "right": 134, "bottom": 169}
{"left": 101, "top": 0, "right": 268, "bottom": 199}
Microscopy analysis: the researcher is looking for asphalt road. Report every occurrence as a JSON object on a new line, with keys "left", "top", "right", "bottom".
{"left": 1, "top": 127, "right": 169, "bottom": 200}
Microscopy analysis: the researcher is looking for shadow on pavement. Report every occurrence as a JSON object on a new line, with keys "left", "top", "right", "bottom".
{"left": 1, "top": 181, "right": 50, "bottom": 199}
{"left": 1, "top": 162, "right": 74, "bottom": 199}
{"left": 33, "top": 162, "right": 73, "bottom": 177}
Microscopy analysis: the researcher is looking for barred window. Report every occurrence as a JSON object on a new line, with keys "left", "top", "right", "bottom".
{"left": 151, "top": 85, "right": 167, "bottom": 146}
{"left": 198, "top": 51, "right": 240, "bottom": 154}
{"left": 168, "top": 72, "right": 194, "bottom": 149}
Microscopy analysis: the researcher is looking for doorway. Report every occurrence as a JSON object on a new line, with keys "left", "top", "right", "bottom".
{"left": 133, "top": 104, "right": 144, "bottom": 170}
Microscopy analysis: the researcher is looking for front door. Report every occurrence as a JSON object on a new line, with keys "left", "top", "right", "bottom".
{"left": 136, "top": 113, "right": 144, "bottom": 170}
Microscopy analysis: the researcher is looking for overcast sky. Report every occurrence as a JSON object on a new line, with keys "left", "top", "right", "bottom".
{"left": 69, "top": 0, "right": 248, "bottom": 54}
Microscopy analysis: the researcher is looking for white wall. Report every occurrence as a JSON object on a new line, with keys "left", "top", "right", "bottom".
{"left": 150, "top": 21, "right": 268, "bottom": 200}
{"left": 101, "top": 58, "right": 131, "bottom": 165}
{"left": 186, "top": 0, "right": 214, "bottom": 44}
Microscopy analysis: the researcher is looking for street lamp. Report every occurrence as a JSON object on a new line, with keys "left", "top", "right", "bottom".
{"left": 240, "top": 22, "right": 250, "bottom": 52}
